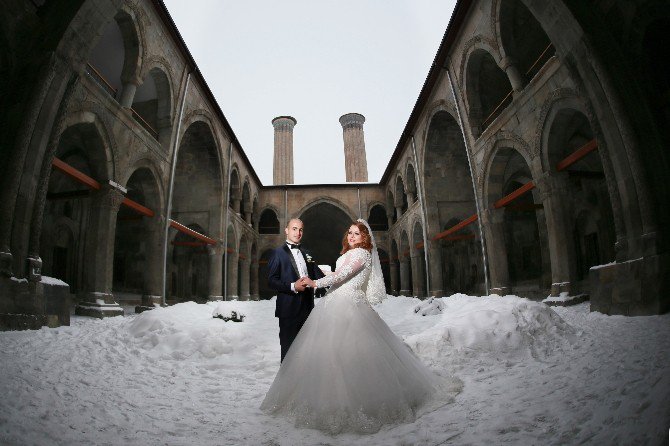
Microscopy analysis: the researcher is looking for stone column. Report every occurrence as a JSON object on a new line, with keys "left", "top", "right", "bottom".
{"left": 244, "top": 202, "right": 251, "bottom": 226}
{"left": 118, "top": 79, "right": 139, "bottom": 108}
{"left": 250, "top": 256, "right": 259, "bottom": 300}
{"left": 500, "top": 56, "right": 525, "bottom": 93}
{"left": 272, "top": 116, "right": 296, "bottom": 185}
{"left": 481, "top": 209, "right": 510, "bottom": 295}
{"left": 226, "top": 251, "right": 239, "bottom": 299}
{"left": 239, "top": 255, "right": 250, "bottom": 300}
{"left": 399, "top": 257, "right": 411, "bottom": 296}
{"left": 537, "top": 172, "right": 575, "bottom": 296}
{"left": 232, "top": 198, "right": 241, "bottom": 215}
{"left": 137, "top": 220, "right": 164, "bottom": 310}
{"left": 339, "top": 113, "right": 368, "bottom": 182}
{"left": 386, "top": 211, "right": 394, "bottom": 229}
{"left": 411, "top": 253, "right": 426, "bottom": 297}
{"left": 75, "top": 185, "right": 125, "bottom": 318}
{"left": 207, "top": 245, "right": 224, "bottom": 301}
{"left": 428, "top": 244, "right": 444, "bottom": 297}
{"left": 395, "top": 204, "right": 403, "bottom": 221}
{"left": 389, "top": 261, "right": 399, "bottom": 295}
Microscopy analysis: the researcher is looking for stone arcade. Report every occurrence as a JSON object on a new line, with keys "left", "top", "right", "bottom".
{"left": 1, "top": 0, "right": 668, "bottom": 329}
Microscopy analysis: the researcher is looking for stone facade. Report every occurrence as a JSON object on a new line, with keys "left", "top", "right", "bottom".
{"left": 0, "top": 0, "right": 668, "bottom": 329}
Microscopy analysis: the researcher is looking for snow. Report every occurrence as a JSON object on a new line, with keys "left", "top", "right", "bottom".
{"left": 0, "top": 295, "right": 668, "bottom": 445}
{"left": 40, "top": 276, "right": 69, "bottom": 287}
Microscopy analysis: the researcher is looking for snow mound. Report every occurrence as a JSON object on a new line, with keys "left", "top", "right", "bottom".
{"left": 406, "top": 295, "right": 575, "bottom": 360}
{"left": 414, "top": 296, "right": 445, "bottom": 316}
{"left": 127, "top": 301, "right": 253, "bottom": 360}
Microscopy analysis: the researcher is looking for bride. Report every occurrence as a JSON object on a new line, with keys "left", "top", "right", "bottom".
{"left": 261, "top": 219, "right": 459, "bottom": 435}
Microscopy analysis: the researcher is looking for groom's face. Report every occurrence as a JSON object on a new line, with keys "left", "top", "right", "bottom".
{"left": 285, "top": 219, "right": 304, "bottom": 244}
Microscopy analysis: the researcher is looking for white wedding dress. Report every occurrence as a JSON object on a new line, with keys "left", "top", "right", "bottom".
{"left": 261, "top": 245, "right": 459, "bottom": 435}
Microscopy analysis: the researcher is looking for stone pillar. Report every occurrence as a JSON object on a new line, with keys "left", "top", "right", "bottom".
{"left": 232, "top": 198, "right": 241, "bottom": 215}
{"left": 407, "top": 192, "right": 416, "bottom": 204}
{"left": 389, "top": 261, "right": 399, "bottom": 295}
{"left": 272, "top": 116, "right": 296, "bottom": 185}
{"left": 75, "top": 185, "right": 124, "bottom": 318}
{"left": 118, "top": 80, "right": 138, "bottom": 108}
{"left": 411, "top": 252, "right": 426, "bottom": 297}
{"left": 428, "top": 245, "right": 444, "bottom": 297}
{"left": 339, "top": 113, "right": 369, "bottom": 182}
{"left": 500, "top": 56, "right": 525, "bottom": 93}
{"left": 537, "top": 172, "right": 575, "bottom": 297}
{"left": 207, "top": 245, "right": 224, "bottom": 301}
{"left": 250, "top": 256, "right": 259, "bottom": 300}
{"left": 395, "top": 205, "right": 403, "bottom": 221}
{"left": 239, "top": 255, "right": 250, "bottom": 300}
{"left": 399, "top": 257, "right": 411, "bottom": 296}
{"left": 386, "top": 212, "right": 394, "bottom": 229}
{"left": 481, "top": 209, "right": 510, "bottom": 295}
{"left": 244, "top": 202, "right": 251, "bottom": 226}
{"left": 226, "top": 251, "right": 239, "bottom": 299}
{"left": 137, "top": 221, "right": 164, "bottom": 311}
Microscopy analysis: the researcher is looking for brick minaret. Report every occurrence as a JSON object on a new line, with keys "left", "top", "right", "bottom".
{"left": 272, "top": 116, "right": 297, "bottom": 185}
{"left": 339, "top": 113, "right": 368, "bottom": 182}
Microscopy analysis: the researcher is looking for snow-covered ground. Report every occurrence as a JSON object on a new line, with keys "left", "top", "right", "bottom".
{"left": 0, "top": 294, "right": 668, "bottom": 445}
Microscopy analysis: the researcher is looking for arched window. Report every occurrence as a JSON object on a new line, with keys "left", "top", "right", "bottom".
{"left": 368, "top": 204, "right": 388, "bottom": 231}
{"left": 259, "top": 209, "right": 280, "bottom": 234}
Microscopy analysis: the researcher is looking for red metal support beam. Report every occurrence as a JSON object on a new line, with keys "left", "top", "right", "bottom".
{"left": 556, "top": 139, "right": 598, "bottom": 172}
{"left": 432, "top": 213, "right": 479, "bottom": 241}
{"left": 493, "top": 181, "right": 536, "bottom": 209}
{"left": 52, "top": 157, "right": 101, "bottom": 190}
{"left": 169, "top": 220, "right": 217, "bottom": 245}
{"left": 121, "top": 197, "right": 155, "bottom": 217}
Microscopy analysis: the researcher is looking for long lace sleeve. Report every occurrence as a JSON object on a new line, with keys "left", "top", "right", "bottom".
{"left": 315, "top": 248, "right": 371, "bottom": 289}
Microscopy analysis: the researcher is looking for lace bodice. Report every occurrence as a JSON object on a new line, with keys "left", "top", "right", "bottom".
{"left": 315, "top": 248, "right": 371, "bottom": 301}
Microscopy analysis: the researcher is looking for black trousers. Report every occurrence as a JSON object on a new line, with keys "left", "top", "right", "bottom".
{"left": 278, "top": 305, "right": 311, "bottom": 362}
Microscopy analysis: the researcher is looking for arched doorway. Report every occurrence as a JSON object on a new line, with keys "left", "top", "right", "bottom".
{"left": 299, "top": 202, "right": 352, "bottom": 271}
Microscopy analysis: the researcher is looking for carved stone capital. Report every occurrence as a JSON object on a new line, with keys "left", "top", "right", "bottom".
{"left": 339, "top": 113, "right": 365, "bottom": 129}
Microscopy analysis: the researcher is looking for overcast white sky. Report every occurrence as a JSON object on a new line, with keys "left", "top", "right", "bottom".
{"left": 162, "top": 0, "right": 457, "bottom": 185}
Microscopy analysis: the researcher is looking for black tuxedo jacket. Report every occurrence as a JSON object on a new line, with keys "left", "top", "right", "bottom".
{"left": 267, "top": 244, "right": 324, "bottom": 318}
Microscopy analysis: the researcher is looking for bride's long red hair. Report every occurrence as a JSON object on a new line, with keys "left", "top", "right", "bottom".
{"left": 340, "top": 222, "right": 373, "bottom": 254}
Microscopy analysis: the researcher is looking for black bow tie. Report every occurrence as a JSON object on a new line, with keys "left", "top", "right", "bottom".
{"left": 288, "top": 243, "right": 301, "bottom": 250}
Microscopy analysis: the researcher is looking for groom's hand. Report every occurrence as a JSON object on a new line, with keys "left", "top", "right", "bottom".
{"left": 294, "top": 278, "right": 307, "bottom": 292}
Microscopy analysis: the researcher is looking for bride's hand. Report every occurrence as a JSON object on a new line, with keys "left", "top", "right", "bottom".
{"left": 303, "top": 277, "right": 317, "bottom": 288}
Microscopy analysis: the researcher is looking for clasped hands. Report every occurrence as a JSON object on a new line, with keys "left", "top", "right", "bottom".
{"left": 294, "top": 276, "right": 316, "bottom": 292}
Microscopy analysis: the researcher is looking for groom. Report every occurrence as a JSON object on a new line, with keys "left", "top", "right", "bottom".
{"left": 267, "top": 218, "right": 324, "bottom": 362}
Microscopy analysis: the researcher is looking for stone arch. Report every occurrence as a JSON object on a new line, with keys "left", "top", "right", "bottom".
{"left": 132, "top": 63, "right": 173, "bottom": 143}
{"left": 494, "top": 0, "right": 554, "bottom": 83}
{"left": 120, "top": 157, "right": 165, "bottom": 212}
{"left": 241, "top": 178, "right": 252, "bottom": 223}
{"left": 58, "top": 108, "right": 116, "bottom": 182}
{"left": 464, "top": 47, "right": 513, "bottom": 137}
{"left": 295, "top": 197, "right": 356, "bottom": 222}
{"left": 87, "top": 6, "right": 143, "bottom": 98}
{"left": 258, "top": 206, "right": 280, "bottom": 234}
{"left": 170, "top": 222, "right": 209, "bottom": 301}
{"left": 542, "top": 105, "right": 616, "bottom": 288}
{"left": 367, "top": 203, "right": 388, "bottom": 231}
{"left": 113, "top": 166, "right": 163, "bottom": 301}
{"left": 394, "top": 174, "right": 408, "bottom": 216}
{"left": 299, "top": 201, "right": 354, "bottom": 270}
{"left": 405, "top": 162, "right": 417, "bottom": 203}
{"left": 229, "top": 165, "right": 241, "bottom": 211}
{"left": 458, "top": 34, "right": 500, "bottom": 89}
{"left": 172, "top": 120, "right": 223, "bottom": 240}
{"left": 386, "top": 187, "right": 396, "bottom": 224}
{"left": 484, "top": 144, "right": 550, "bottom": 296}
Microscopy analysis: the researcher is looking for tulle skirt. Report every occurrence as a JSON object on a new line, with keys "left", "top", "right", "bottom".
{"left": 261, "top": 290, "right": 459, "bottom": 435}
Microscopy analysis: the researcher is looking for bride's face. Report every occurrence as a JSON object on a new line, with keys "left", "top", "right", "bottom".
{"left": 347, "top": 225, "right": 363, "bottom": 248}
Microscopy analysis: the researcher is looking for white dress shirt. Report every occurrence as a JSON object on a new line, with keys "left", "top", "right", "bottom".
{"left": 287, "top": 241, "right": 309, "bottom": 292}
